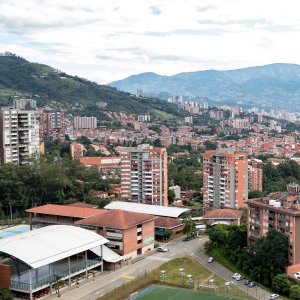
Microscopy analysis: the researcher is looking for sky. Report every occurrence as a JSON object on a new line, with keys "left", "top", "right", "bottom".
{"left": 1, "top": 0, "right": 300, "bottom": 84}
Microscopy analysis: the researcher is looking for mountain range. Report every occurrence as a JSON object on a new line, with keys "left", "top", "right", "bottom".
{"left": 109, "top": 63, "right": 300, "bottom": 111}
{"left": 0, "top": 54, "right": 183, "bottom": 119}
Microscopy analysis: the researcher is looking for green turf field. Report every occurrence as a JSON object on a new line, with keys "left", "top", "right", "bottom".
{"left": 135, "top": 285, "right": 245, "bottom": 300}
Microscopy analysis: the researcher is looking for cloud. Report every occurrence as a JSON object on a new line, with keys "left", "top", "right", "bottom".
{"left": 0, "top": 0, "right": 300, "bottom": 83}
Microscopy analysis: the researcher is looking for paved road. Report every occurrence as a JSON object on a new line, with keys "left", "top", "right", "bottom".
{"left": 45, "top": 236, "right": 273, "bottom": 300}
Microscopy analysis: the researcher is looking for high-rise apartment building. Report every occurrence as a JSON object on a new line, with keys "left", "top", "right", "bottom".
{"left": 248, "top": 159, "right": 263, "bottom": 192}
{"left": 120, "top": 144, "right": 168, "bottom": 206}
{"left": 0, "top": 107, "right": 40, "bottom": 165}
{"left": 40, "top": 109, "right": 65, "bottom": 141}
{"left": 203, "top": 148, "right": 248, "bottom": 209}
{"left": 74, "top": 116, "right": 97, "bottom": 129}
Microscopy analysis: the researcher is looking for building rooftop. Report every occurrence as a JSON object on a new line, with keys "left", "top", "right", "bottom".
{"left": 75, "top": 209, "right": 156, "bottom": 229}
{"left": 68, "top": 202, "right": 99, "bottom": 209}
{"left": 154, "top": 217, "right": 183, "bottom": 229}
{"left": 104, "top": 201, "right": 190, "bottom": 218}
{"left": 203, "top": 209, "right": 243, "bottom": 220}
{"left": 26, "top": 204, "right": 105, "bottom": 218}
{"left": 248, "top": 193, "right": 300, "bottom": 215}
{"left": 0, "top": 225, "right": 108, "bottom": 269}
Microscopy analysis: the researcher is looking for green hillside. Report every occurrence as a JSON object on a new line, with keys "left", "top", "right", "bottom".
{"left": 0, "top": 54, "right": 183, "bottom": 118}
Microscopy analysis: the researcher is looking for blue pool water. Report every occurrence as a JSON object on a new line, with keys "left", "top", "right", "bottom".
{"left": 0, "top": 225, "right": 30, "bottom": 238}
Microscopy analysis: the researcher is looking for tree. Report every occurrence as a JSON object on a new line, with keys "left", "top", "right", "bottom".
{"left": 153, "top": 138, "right": 162, "bottom": 147}
{"left": 226, "top": 224, "right": 247, "bottom": 249}
{"left": 0, "top": 289, "right": 13, "bottom": 300}
{"left": 168, "top": 189, "right": 176, "bottom": 204}
{"left": 182, "top": 216, "right": 196, "bottom": 238}
{"left": 290, "top": 285, "right": 300, "bottom": 300}
{"left": 208, "top": 224, "right": 228, "bottom": 246}
{"left": 252, "top": 230, "right": 289, "bottom": 285}
{"left": 272, "top": 274, "right": 291, "bottom": 295}
{"left": 248, "top": 190, "right": 265, "bottom": 199}
{"left": 204, "top": 140, "right": 217, "bottom": 150}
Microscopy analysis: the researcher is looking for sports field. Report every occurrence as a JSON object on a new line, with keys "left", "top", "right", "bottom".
{"left": 135, "top": 285, "right": 245, "bottom": 300}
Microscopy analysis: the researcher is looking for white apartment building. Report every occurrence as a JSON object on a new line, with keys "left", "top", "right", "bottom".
{"left": 13, "top": 99, "right": 37, "bottom": 110}
{"left": 74, "top": 116, "right": 97, "bottom": 129}
{"left": 0, "top": 107, "right": 40, "bottom": 165}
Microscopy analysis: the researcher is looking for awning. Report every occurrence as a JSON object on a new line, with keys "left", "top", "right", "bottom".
{"left": 210, "top": 221, "right": 231, "bottom": 226}
{"left": 91, "top": 245, "right": 123, "bottom": 263}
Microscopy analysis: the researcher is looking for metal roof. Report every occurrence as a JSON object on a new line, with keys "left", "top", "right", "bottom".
{"left": 0, "top": 225, "right": 108, "bottom": 269}
{"left": 91, "top": 245, "right": 123, "bottom": 263}
{"left": 104, "top": 201, "right": 190, "bottom": 218}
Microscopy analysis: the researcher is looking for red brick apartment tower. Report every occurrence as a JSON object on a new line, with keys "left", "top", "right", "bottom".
{"left": 120, "top": 144, "right": 168, "bottom": 206}
{"left": 248, "top": 159, "right": 263, "bottom": 192}
{"left": 203, "top": 148, "right": 248, "bottom": 209}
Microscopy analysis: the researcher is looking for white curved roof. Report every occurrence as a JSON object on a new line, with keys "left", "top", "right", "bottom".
{"left": 104, "top": 201, "right": 190, "bottom": 218}
{"left": 91, "top": 245, "right": 123, "bottom": 263}
{"left": 211, "top": 221, "right": 231, "bottom": 226}
{"left": 0, "top": 225, "right": 108, "bottom": 269}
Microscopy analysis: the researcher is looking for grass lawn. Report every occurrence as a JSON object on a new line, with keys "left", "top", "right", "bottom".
{"left": 156, "top": 257, "right": 252, "bottom": 299}
{"left": 158, "top": 257, "right": 211, "bottom": 284}
{"left": 136, "top": 285, "right": 247, "bottom": 300}
{"left": 150, "top": 109, "right": 175, "bottom": 120}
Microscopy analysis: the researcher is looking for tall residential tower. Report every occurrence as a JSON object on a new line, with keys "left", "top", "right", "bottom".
{"left": 203, "top": 148, "right": 248, "bottom": 209}
{"left": 0, "top": 107, "right": 40, "bottom": 164}
{"left": 120, "top": 144, "right": 168, "bottom": 206}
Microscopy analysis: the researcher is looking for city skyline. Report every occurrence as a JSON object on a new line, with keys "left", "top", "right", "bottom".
{"left": 1, "top": 0, "right": 300, "bottom": 83}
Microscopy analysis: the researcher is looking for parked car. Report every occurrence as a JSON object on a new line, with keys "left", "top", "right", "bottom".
{"left": 207, "top": 257, "right": 214, "bottom": 263}
{"left": 235, "top": 274, "right": 244, "bottom": 281}
{"left": 244, "top": 280, "right": 250, "bottom": 285}
{"left": 294, "top": 272, "right": 300, "bottom": 279}
{"left": 248, "top": 281, "right": 256, "bottom": 288}
{"left": 156, "top": 246, "right": 168, "bottom": 252}
{"left": 232, "top": 273, "right": 239, "bottom": 279}
{"left": 270, "top": 294, "right": 279, "bottom": 300}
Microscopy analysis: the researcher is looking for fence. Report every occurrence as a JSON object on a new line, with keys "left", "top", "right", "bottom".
{"left": 97, "top": 268, "right": 252, "bottom": 300}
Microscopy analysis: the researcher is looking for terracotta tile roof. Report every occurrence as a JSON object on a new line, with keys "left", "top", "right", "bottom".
{"left": 79, "top": 157, "right": 101, "bottom": 167}
{"left": 75, "top": 209, "right": 156, "bottom": 229}
{"left": 80, "top": 157, "right": 121, "bottom": 168}
{"left": 203, "top": 209, "right": 243, "bottom": 220}
{"left": 154, "top": 217, "right": 183, "bottom": 229}
{"left": 26, "top": 204, "right": 105, "bottom": 218}
{"left": 68, "top": 202, "right": 98, "bottom": 208}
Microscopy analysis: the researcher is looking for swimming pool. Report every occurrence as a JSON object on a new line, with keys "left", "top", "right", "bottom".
{"left": 0, "top": 224, "right": 30, "bottom": 238}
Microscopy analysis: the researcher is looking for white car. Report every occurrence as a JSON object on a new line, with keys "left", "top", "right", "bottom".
{"left": 232, "top": 273, "right": 239, "bottom": 279}
{"left": 156, "top": 246, "right": 168, "bottom": 252}
{"left": 294, "top": 272, "right": 300, "bottom": 279}
{"left": 207, "top": 257, "right": 214, "bottom": 263}
{"left": 270, "top": 294, "right": 279, "bottom": 300}
{"left": 235, "top": 274, "right": 244, "bottom": 281}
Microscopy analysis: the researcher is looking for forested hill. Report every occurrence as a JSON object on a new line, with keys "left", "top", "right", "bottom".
{"left": 0, "top": 54, "right": 182, "bottom": 118}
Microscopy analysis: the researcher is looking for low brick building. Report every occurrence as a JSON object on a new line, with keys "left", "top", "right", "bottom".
{"left": 202, "top": 209, "right": 243, "bottom": 226}
{"left": 26, "top": 204, "right": 105, "bottom": 230}
{"left": 75, "top": 209, "right": 156, "bottom": 259}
